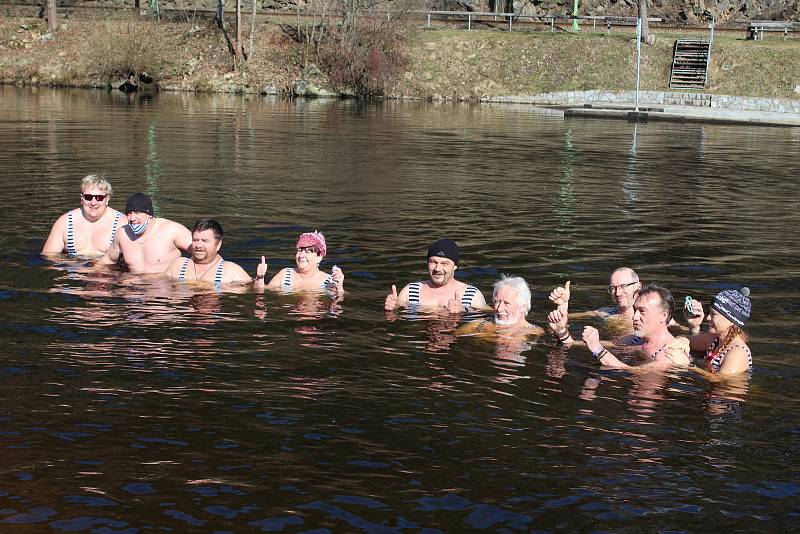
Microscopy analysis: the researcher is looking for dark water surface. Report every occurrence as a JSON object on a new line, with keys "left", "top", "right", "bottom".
{"left": 1, "top": 86, "right": 799, "bottom": 532}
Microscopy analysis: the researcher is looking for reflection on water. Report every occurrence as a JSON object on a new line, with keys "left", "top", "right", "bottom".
{"left": 1, "top": 86, "right": 799, "bottom": 530}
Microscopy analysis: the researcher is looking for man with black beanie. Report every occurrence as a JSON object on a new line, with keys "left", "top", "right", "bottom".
{"left": 97, "top": 192, "right": 192, "bottom": 274}
{"left": 384, "top": 238, "right": 487, "bottom": 315}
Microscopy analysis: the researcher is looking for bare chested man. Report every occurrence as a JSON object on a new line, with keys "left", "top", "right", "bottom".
{"left": 548, "top": 267, "right": 643, "bottom": 335}
{"left": 165, "top": 218, "right": 252, "bottom": 290}
{"left": 97, "top": 192, "right": 191, "bottom": 274}
{"left": 456, "top": 275, "right": 544, "bottom": 338}
{"left": 550, "top": 283, "right": 690, "bottom": 372}
{"left": 42, "top": 174, "right": 127, "bottom": 259}
{"left": 384, "top": 238, "right": 487, "bottom": 315}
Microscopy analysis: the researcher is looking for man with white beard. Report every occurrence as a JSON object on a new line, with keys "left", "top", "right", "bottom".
{"left": 456, "top": 275, "right": 544, "bottom": 337}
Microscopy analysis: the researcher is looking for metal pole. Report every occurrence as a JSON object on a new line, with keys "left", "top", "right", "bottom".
{"left": 468, "top": 13, "right": 471, "bottom": 30}
{"left": 635, "top": 16, "right": 642, "bottom": 111}
{"left": 427, "top": 13, "right": 431, "bottom": 28}
{"left": 571, "top": 0, "right": 579, "bottom": 31}
{"left": 509, "top": 14, "right": 512, "bottom": 30}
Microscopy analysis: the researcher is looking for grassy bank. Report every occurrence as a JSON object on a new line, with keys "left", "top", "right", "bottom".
{"left": 1, "top": 14, "right": 798, "bottom": 100}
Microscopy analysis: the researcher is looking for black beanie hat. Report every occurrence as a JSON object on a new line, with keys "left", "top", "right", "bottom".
{"left": 427, "top": 238, "right": 460, "bottom": 265}
{"left": 125, "top": 192, "right": 154, "bottom": 216}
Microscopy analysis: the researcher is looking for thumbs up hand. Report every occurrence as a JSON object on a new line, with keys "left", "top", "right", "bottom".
{"left": 384, "top": 284, "right": 399, "bottom": 311}
{"left": 549, "top": 280, "right": 571, "bottom": 306}
{"left": 447, "top": 289, "right": 463, "bottom": 314}
{"left": 255, "top": 256, "right": 268, "bottom": 280}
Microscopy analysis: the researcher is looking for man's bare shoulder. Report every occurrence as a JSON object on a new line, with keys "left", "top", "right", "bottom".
{"left": 158, "top": 218, "right": 190, "bottom": 233}
{"left": 223, "top": 261, "right": 252, "bottom": 283}
{"left": 164, "top": 256, "right": 187, "bottom": 277}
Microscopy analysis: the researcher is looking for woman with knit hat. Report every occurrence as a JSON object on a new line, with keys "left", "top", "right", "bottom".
{"left": 686, "top": 287, "right": 752, "bottom": 375}
{"left": 254, "top": 231, "right": 344, "bottom": 295}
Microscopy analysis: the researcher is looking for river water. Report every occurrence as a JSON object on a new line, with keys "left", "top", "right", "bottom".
{"left": 1, "top": 86, "right": 799, "bottom": 532}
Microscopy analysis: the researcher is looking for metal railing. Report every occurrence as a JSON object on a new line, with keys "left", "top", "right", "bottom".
{"left": 420, "top": 11, "right": 662, "bottom": 32}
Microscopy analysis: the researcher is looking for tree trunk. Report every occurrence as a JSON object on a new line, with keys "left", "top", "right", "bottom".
{"left": 248, "top": 0, "right": 256, "bottom": 61}
{"left": 47, "top": 0, "right": 57, "bottom": 34}
{"left": 216, "top": 0, "right": 224, "bottom": 30}
{"left": 638, "top": 0, "right": 651, "bottom": 43}
{"left": 236, "top": 0, "right": 243, "bottom": 63}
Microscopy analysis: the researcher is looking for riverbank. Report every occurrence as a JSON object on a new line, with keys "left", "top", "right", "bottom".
{"left": 1, "top": 13, "right": 799, "bottom": 103}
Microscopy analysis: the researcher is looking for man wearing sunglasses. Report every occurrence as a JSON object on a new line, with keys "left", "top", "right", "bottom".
{"left": 548, "top": 267, "right": 643, "bottom": 334}
{"left": 42, "top": 174, "right": 127, "bottom": 258}
{"left": 97, "top": 192, "right": 192, "bottom": 274}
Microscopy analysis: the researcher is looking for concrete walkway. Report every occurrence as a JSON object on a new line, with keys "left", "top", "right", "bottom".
{"left": 561, "top": 103, "right": 800, "bottom": 127}
{"left": 489, "top": 91, "right": 800, "bottom": 127}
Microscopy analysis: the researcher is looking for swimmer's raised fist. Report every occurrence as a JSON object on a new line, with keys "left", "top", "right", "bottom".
{"left": 582, "top": 326, "right": 602, "bottom": 354}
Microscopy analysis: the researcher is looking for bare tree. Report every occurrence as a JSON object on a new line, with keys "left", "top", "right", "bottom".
{"left": 236, "top": 0, "right": 243, "bottom": 63}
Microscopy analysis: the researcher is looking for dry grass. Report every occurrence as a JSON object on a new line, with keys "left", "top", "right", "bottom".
{"left": 396, "top": 28, "right": 800, "bottom": 99}
{"left": 79, "top": 15, "right": 175, "bottom": 79}
{"left": 0, "top": 13, "right": 797, "bottom": 100}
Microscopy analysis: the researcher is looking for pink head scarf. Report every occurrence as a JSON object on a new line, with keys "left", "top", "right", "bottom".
{"left": 296, "top": 231, "right": 327, "bottom": 257}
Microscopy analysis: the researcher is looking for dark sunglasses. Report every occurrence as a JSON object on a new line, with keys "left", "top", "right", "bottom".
{"left": 82, "top": 194, "right": 107, "bottom": 201}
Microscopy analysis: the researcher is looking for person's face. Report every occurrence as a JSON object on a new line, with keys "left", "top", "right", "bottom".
{"left": 608, "top": 271, "right": 641, "bottom": 308}
{"left": 632, "top": 293, "right": 667, "bottom": 338}
{"left": 427, "top": 256, "right": 456, "bottom": 287}
{"left": 706, "top": 308, "right": 732, "bottom": 335}
{"left": 80, "top": 186, "right": 109, "bottom": 217}
{"left": 126, "top": 210, "right": 151, "bottom": 226}
{"left": 191, "top": 229, "right": 222, "bottom": 264}
{"left": 295, "top": 246, "right": 321, "bottom": 272}
{"left": 494, "top": 285, "right": 524, "bottom": 326}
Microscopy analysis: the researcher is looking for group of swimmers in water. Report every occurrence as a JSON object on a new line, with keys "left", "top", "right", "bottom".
{"left": 43, "top": 174, "right": 754, "bottom": 379}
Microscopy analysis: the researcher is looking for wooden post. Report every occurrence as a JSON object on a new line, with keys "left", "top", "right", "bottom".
{"left": 248, "top": 0, "right": 257, "bottom": 61}
{"left": 47, "top": 0, "right": 57, "bottom": 34}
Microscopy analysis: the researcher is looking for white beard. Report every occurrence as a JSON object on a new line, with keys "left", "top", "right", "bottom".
{"left": 495, "top": 315, "right": 517, "bottom": 326}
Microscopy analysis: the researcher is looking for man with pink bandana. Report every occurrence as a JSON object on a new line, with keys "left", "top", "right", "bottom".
{"left": 255, "top": 231, "right": 344, "bottom": 295}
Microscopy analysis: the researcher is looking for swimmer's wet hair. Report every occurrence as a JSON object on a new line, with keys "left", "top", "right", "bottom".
{"left": 80, "top": 174, "right": 112, "bottom": 196}
{"left": 193, "top": 218, "right": 223, "bottom": 241}
{"left": 637, "top": 283, "right": 675, "bottom": 323}
{"left": 493, "top": 275, "right": 531, "bottom": 316}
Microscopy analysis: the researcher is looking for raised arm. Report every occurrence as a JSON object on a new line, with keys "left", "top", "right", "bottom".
{"left": 582, "top": 325, "right": 632, "bottom": 369}
{"left": 384, "top": 284, "right": 410, "bottom": 311}
{"left": 548, "top": 307, "right": 574, "bottom": 346}
{"left": 173, "top": 223, "right": 193, "bottom": 253}
{"left": 329, "top": 265, "right": 344, "bottom": 296}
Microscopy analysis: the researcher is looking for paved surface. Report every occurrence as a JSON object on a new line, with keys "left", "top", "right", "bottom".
{"left": 560, "top": 103, "right": 800, "bottom": 126}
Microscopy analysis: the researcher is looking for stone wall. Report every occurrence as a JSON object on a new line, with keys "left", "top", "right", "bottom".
{"left": 490, "top": 90, "right": 800, "bottom": 112}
